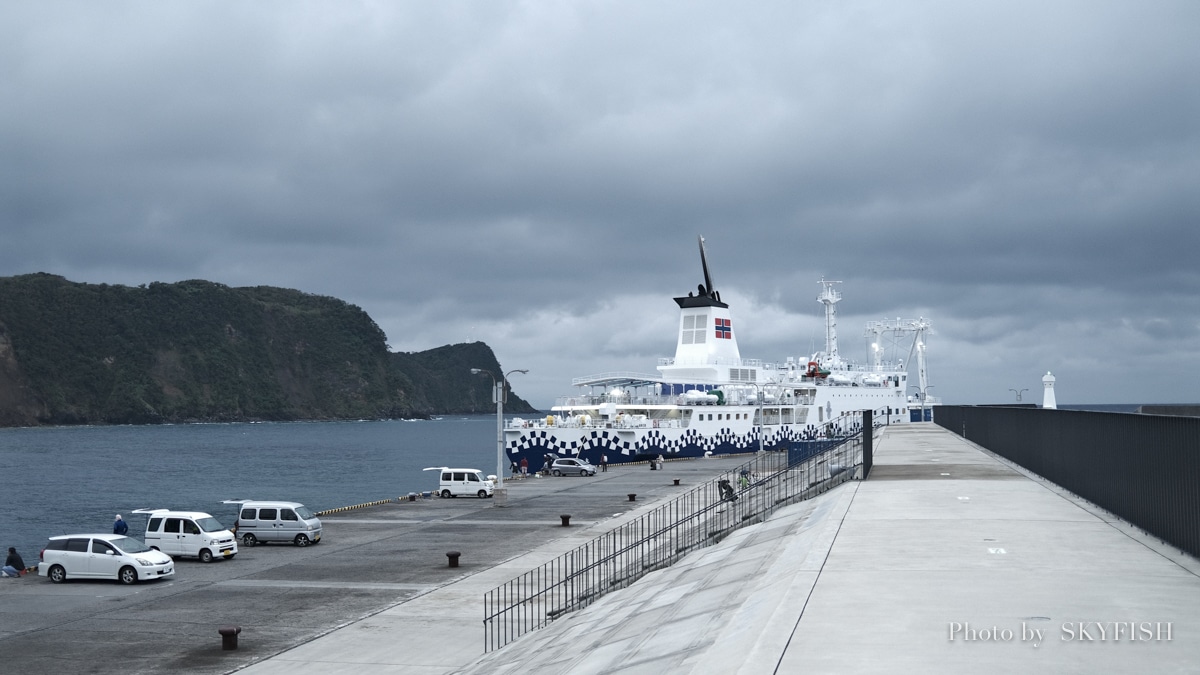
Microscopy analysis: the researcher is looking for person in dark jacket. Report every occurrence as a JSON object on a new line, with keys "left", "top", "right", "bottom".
{"left": 2, "top": 547, "right": 24, "bottom": 577}
{"left": 113, "top": 514, "right": 129, "bottom": 535}
{"left": 718, "top": 479, "right": 737, "bottom": 502}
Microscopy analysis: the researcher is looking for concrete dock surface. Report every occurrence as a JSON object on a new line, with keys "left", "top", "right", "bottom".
{"left": 5, "top": 424, "right": 1199, "bottom": 673}
{"left": 246, "top": 424, "right": 1200, "bottom": 674}
{"left": 0, "top": 451, "right": 747, "bottom": 674}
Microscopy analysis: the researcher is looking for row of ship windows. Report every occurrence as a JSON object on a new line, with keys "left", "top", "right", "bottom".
{"left": 694, "top": 413, "right": 748, "bottom": 421}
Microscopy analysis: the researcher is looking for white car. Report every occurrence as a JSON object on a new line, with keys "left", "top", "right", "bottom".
{"left": 133, "top": 509, "right": 238, "bottom": 562}
{"left": 423, "top": 467, "right": 495, "bottom": 498}
{"left": 39, "top": 534, "right": 175, "bottom": 584}
{"left": 550, "top": 458, "right": 598, "bottom": 477}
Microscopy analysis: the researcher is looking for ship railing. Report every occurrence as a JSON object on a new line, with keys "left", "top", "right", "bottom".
{"left": 510, "top": 415, "right": 688, "bottom": 431}
{"left": 483, "top": 411, "right": 882, "bottom": 653}
{"left": 657, "top": 357, "right": 771, "bottom": 368}
{"left": 552, "top": 393, "right": 696, "bottom": 408}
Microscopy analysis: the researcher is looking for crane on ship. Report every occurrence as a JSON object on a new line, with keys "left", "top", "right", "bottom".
{"left": 863, "top": 317, "right": 937, "bottom": 414}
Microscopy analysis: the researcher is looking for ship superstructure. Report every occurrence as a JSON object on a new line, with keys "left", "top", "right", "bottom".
{"left": 506, "top": 237, "right": 934, "bottom": 466}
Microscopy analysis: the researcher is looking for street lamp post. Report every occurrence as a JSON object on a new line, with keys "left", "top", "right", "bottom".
{"left": 471, "top": 367, "right": 527, "bottom": 506}
{"left": 1008, "top": 388, "right": 1028, "bottom": 402}
{"left": 910, "top": 384, "right": 934, "bottom": 421}
{"left": 747, "top": 382, "right": 766, "bottom": 454}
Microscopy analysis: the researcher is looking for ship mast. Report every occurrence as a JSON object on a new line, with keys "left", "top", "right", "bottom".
{"left": 817, "top": 279, "right": 843, "bottom": 368}
{"left": 698, "top": 235, "right": 716, "bottom": 301}
{"left": 675, "top": 235, "right": 727, "bottom": 308}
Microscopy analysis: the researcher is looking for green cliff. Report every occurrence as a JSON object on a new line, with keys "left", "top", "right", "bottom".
{"left": 0, "top": 273, "right": 535, "bottom": 427}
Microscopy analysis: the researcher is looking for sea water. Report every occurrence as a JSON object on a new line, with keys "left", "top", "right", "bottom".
{"left": 0, "top": 416, "right": 503, "bottom": 564}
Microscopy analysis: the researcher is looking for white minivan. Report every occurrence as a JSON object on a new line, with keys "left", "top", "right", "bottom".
{"left": 224, "top": 500, "right": 322, "bottom": 548}
{"left": 133, "top": 509, "right": 238, "bottom": 562}
{"left": 39, "top": 534, "right": 174, "bottom": 584}
{"left": 423, "top": 467, "right": 494, "bottom": 498}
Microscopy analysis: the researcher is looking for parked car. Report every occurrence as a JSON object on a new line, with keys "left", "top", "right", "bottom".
{"left": 132, "top": 509, "right": 238, "bottom": 562}
{"left": 224, "top": 500, "right": 322, "bottom": 547}
{"left": 39, "top": 534, "right": 174, "bottom": 584}
{"left": 423, "top": 467, "right": 495, "bottom": 498}
{"left": 550, "top": 458, "right": 597, "bottom": 477}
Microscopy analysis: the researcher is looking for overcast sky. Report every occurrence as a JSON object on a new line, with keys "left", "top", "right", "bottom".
{"left": 4, "top": 1, "right": 1198, "bottom": 409}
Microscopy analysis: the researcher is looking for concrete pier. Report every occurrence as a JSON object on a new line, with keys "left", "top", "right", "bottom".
{"left": 0, "top": 455, "right": 745, "bottom": 674}
{"left": 257, "top": 424, "right": 1200, "bottom": 674}
{"left": 4, "top": 425, "right": 1199, "bottom": 673}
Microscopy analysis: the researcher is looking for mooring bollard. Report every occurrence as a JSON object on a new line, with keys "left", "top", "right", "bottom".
{"left": 673, "top": 478, "right": 680, "bottom": 486}
{"left": 560, "top": 514, "right": 571, "bottom": 527}
{"left": 446, "top": 551, "right": 461, "bottom": 568}
{"left": 218, "top": 625, "right": 242, "bottom": 651}
{"left": 627, "top": 493, "right": 637, "bottom": 502}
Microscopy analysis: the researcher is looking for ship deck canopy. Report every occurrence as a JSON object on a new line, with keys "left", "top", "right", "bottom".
{"left": 571, "top": 372, "right": 663, "bottom": 389}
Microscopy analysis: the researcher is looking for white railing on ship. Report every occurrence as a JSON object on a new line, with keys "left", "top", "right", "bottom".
{"left": 507, "top": 416, "right": 686, "bottom": 431}
{"left": 553, "top": 393, "right": 686, "bottom": 407}
{"left": 551, "top": 389, "right": 820, "bottom": 408}
{"left": 658, "top": 357, "right": 770, "bottom": 368}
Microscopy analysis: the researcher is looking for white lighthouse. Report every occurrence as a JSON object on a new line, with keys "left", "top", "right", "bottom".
{"left": 1042, "top": 371, "right": 1057, "bottom": 410}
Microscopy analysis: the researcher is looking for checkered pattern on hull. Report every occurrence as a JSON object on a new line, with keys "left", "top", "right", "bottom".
{"left": 507, "top": 425, "right": 819, "bottom": 463}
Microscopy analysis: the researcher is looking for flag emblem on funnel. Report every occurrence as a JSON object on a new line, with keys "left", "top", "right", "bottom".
{"left": 715, "top": 318, "right": 731, "bottom": 339}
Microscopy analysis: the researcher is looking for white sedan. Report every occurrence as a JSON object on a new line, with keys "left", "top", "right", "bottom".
{"left": 550, "top": 458, "right": 598, "bottom": 477}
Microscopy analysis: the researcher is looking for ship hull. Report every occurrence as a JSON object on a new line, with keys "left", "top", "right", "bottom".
{"left": 506, "top": 387, "right": 910, "bottom": 468}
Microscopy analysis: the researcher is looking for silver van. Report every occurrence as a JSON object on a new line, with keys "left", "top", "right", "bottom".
{"left": 224, "top": 500, "right": 322, "bottom": 547}
{"left": 132, "top": 509, "right": 238, "bottom": 562}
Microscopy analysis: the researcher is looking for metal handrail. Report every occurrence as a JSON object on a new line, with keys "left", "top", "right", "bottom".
{"left": 483, "top": 413, "right": 879, "bottom": 652}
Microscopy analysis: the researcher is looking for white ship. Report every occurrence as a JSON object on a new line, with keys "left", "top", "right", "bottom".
{"left": 506, "top": 237, "right": 936, "bottom": 466}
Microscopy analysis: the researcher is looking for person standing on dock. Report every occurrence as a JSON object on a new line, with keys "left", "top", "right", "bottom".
{"left": 520, "top": 457, "right": 528, "bottom": 477}
{"left": 601, "top": 454, "right": 608, "bottom": 472}
{"left": 113, "top": 514, "right": 129, "bottom": 535}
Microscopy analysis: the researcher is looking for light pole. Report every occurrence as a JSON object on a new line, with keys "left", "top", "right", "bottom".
{"left": 910, "top": 384, "right": 934, "bottom": 421}
{"left": 1008, "top": 388, "right": 1028, "bottom": 402}
{"left": 471, "top": 367, "right": 527, "bottom": 506}
{"left": 746, "top": 382, "right": 766, "bottom": 454}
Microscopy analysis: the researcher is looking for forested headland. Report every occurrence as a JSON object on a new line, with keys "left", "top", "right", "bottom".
{"left": 0, "top": 273, "right": 535, "bottom": 427}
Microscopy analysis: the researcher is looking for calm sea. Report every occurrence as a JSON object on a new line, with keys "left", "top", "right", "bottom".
{"left": 0, "top": 416, "right": 503, "bottom": 563}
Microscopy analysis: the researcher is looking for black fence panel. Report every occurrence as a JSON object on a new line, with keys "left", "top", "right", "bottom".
{"left": 935, "top": 406, "right": 1200, "bottom": 558}
{"left": 484, "top": 410, "right": 883, "bottom": 652}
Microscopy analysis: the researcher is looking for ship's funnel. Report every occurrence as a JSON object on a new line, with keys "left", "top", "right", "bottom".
{"left": 665, "top": 236, "right": 741, "bottom": 377}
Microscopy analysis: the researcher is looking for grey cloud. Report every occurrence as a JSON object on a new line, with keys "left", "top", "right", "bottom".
{"left": 3, "top": 0, "right": 1198, "bottom": 407}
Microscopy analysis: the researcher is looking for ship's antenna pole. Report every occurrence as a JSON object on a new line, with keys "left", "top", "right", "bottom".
{"left": 817, "top": 278, "right": 842, "bottom": 366}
